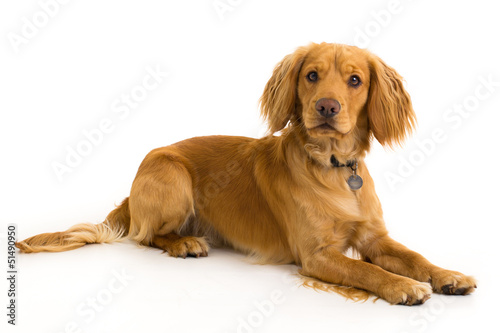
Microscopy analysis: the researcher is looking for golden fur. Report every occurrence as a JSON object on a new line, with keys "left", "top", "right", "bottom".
{"left": 17, "top": 43, "right": 476, "bottom": 305}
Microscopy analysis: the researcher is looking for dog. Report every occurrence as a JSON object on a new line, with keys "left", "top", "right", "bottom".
{"left": 16, "top": 42, "right": 476, "bottom": 305}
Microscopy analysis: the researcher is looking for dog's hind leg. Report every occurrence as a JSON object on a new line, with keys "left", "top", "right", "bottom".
{"left": 127, "top": 151, "right": 210, "bottom": 258}
{"left": 151, "top": 232, "right": 209, "bottom": 258}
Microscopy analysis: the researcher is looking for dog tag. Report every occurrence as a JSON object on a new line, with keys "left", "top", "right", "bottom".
{"left": 347, "top": 161, "right": 363, "bottom": 190}
{"left": 347, "top": 175, "right": 363, "bottom": 190}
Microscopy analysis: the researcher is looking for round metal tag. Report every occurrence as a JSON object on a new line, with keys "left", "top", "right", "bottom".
{"left": 347, "top": 175, "right": 363, "bottom": 190}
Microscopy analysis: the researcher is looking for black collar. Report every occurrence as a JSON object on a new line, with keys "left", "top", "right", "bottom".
{"left": 330, "top": 155, "right": 356, "bottom": 168}
{"left": 330, "top": 155, "right": 364, "bottom": 190}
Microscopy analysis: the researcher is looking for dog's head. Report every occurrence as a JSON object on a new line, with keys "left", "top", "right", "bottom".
{"left": 260, "top": 43, "right": 416, "bottom": 149}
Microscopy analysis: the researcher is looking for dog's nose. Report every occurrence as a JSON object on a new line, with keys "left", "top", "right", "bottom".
{"left": 315, "top": 98, "right": 341, "bottom": 118}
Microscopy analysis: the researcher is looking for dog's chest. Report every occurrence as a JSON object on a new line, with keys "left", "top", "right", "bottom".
{"left": 294, "top": 167, "right": 364, "bottom": 224}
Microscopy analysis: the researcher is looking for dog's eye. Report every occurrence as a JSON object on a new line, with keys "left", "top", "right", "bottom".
{"left": 348, "top": 75, "right": 361, "bottom": 87}
{"left": 307, "top": 71, "right": 319, "bottom": 82}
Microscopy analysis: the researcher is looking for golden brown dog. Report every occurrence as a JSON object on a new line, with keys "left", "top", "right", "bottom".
{"left": 17, "top": 42, "right": 476, "bottom": 305}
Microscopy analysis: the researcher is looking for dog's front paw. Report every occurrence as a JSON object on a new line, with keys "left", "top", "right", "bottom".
{"left": 430, "top": 269, "right": 477, "bottom": 295}
{"left": 379, "top": 277, "right": 432, "bottom": 305}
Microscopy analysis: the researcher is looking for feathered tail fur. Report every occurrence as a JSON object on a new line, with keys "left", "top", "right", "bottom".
{"left": 16, "top": 198, "right": 130, "bottom": 253}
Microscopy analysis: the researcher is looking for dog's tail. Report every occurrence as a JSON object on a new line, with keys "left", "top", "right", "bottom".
{"left": 16, "top": 198, "right": 131, "bottom": 253}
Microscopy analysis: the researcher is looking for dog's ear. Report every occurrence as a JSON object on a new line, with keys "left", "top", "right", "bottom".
{"left": 260, "top": 46, "right": 309, "bottom": 134}
{"left": 367, "top": 55, "right": 416, "bottom": 147}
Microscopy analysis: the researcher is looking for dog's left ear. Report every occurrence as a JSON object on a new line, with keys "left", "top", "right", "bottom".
{"left": 260, "top": 46, "right": 310, "bottom": 134}
{"left": 367, "top": 55, "right": 416, "bottom": 147}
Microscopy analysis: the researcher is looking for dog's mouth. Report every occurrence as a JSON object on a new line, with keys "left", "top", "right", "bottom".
{"left": 315, "top": 123, "right": 335, "bottom": 130}
{"left": 308, "top": 123, "right": 351, "bottom": 136}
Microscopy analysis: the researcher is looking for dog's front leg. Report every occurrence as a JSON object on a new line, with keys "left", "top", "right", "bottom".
{"left": 358, "top": 235, "right": 477, "bottom": 295}
{"left": 300, "top": 246, "right": 432, "bottom": 305}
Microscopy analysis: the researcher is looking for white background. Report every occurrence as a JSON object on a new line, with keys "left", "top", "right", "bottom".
{"left": 1, "top": 0, "right": 499, "bottom": 332}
